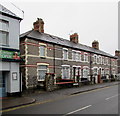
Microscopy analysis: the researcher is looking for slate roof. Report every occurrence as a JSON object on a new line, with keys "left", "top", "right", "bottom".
{"left": 0, "top": 4, "right": 22, "bottom": 20}
{"left": 20, "top": 30, "right": 117, "bottom": 59}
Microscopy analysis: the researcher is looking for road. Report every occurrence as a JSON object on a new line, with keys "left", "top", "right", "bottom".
{"left": 3, "top": 85, "right": 119, "bottom": 115}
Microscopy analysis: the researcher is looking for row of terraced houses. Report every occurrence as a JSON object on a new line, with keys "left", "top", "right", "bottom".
{"left": 20, "top": 18, "right": 118, "bottom": 90}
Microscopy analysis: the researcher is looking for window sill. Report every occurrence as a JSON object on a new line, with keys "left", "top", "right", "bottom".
{"left": 0, "top": 44, "right": 9, "bottom": 47}
{"left": 40, "top": 56, "right": 46, "bottom": 59}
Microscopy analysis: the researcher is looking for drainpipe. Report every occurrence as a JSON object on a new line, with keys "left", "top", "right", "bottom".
{"left": 53, "top": 44, "right": 55, "bottom": 74}
{"left": 90, "top": 53, "right": 92, "bottom": 83}
{"left": 110, "top": 58, "right": 112, "bottom": 80}
{"left": 19, "top": 71, "right": 22, "bottom": 97}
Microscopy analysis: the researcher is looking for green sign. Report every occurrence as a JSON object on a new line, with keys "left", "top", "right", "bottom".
{"left": 0, "top": 50, "right": 20, "bottom": 60}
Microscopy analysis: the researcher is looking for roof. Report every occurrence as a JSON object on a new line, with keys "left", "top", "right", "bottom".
{"left": 0, "top": 4, "right": 22, "bottom": 20}
{"left": 20, "top": 30, "right": 117, "bottom": 59}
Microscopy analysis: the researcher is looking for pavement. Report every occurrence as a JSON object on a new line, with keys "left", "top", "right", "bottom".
{"left": 1, "top": 81, "right": 119, "bottom": 110}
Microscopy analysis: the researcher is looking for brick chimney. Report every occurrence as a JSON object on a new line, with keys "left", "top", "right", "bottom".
{"left": 33, "top": 18, "right": 44, "bottom": 33}
{"left": 115, "top": 50, "right": 120, "bottom": 56}
{"left": 70, "top": 33, "right": 79, "bottom": 44}
{"left": 92, "top": 40, "right": 99, "bottom": 50}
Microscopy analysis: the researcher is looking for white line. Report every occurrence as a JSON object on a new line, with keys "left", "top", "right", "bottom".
{"left": 64, "top": 105, "right": 92, "bottom": 116}
{"left": 105, "top": 94, "right": 118, "bottom": 100}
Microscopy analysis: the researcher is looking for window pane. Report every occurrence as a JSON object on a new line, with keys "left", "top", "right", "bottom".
{"left": 38, "top": 70, "right": 47, "bottom": 80}
{"left": 73, "top": 51, "right": 76, "bottom": 60}
{"left": 40, "top": 45, "right": 45, "bottom": 56}
{"left": 0, "top": 31, "right": 8, "bottom": 45}
{"left": 38, "top": 65, "right": 47, "bottom": 69}
{"left": 62, "top": 67, "right": 70, "bottom": 79}
{"left": 0, "top": 20, "right": 9, "bottom": 32}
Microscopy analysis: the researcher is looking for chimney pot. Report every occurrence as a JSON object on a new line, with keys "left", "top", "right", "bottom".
{"left": 92, "top": 40, "right": 99, "bottom": 50}
{"left": 33, "top": 18, "right": 44, "bottom": 33}
{"left": 115, "top": 50, "right": 120, "bottom": 56}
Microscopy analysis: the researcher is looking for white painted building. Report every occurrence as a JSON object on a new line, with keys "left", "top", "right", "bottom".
{"left": 0, "top": 4, "right": 22, "bottom": 97}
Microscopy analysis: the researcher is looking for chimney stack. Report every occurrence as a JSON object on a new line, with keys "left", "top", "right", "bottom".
{"left": 92, "top": 40, "right": 99, "bottom": 50}
{"left": 70, "top": 33, "right": 79, "bottom": 44}
{"left": 115, "top": 50, "right": 120, "bottom": 56}
{"left": 33, "top": 18, "right": 44, "bottom": 33}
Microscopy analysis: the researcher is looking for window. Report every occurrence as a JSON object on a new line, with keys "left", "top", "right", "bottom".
{"left": 72, "top": 51, "right": 76, "bottom": 61}
{"left": 84, "top": 53, "right": 88, "bottom": 62}
{"left": 37, "top": 65, "right": 48, "bottom": 81}
{"left": 99, "top": 56, "right": 102, "bottom": 64}
{"left": 0, "top": 20, "right": 9, "bottom": 45}
{"left": 101, "top": 69, "right": 104, "bottom": 76}
{"left": 94, "top": 55, "right": 97, "bottom": 64}
{"left": 102, "top": 57, "right": 104, "bottom": 65}
{"left": 112, "top": 69, "right": 116, "bottom": 75}
{"left": 0, "top": 31, "right": 8, "bottom": 45}
{"left": 105, "top": 68, "right": 109, "bottom": 75}
{"left": 72, "top": 51, "right": 81, "bottom": 61}
{"left": 93, "top": 67, "right": 98, "bottom": 75}
{"left": 106, "top": 58, "right": 108, "bottom": 65}
{"left": 76, "top": 52, "right": 80, "bottom": 61}
{"left": 63, "top": 48, "right": 68, "bottom": 60}
{"left": 104, "top": 57, "right": 107, "bottom": 65}
{"left": 83, "top": 67, "right": 89, "bottom": 78}
{"left": 62, "top": 65, "right": 70, "bottom": 79}
{"left": 97, "top": 56, "right": 99, "bottom": 64}
{"left": 39, "top": 44, "right": 47, "bottom": 57}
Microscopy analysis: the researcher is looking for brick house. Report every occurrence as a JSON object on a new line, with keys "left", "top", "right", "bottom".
{"left": 20, "top": 18, "right": 117, "bottom": 89}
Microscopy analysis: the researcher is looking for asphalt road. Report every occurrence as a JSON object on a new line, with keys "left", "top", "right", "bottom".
{"left": 3, "top": 85, "right": 119, "bottom": 115}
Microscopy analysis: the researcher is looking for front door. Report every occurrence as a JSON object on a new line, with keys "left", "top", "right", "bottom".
{"left": 0, "top": 72, "right": 7, "bottom": 97}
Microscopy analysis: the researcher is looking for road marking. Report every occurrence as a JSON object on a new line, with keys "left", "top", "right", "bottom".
{"left": 0, "top": 96, "right": 68, "bottom": 113}
{"left": 1, "top": 85, "right": 117, "bottom": 113}
{"left": 64, "top": 105, "right": 92, "bottom": 116}
{"left": 70, "top": 86, "right": 110, "bottom": 97}
{"left": 105, "top": 94, "right": 119, "bottom": 100}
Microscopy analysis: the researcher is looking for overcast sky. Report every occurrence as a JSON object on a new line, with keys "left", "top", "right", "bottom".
{"left": 1, "top": 0, "right": 119, "bottom": 55}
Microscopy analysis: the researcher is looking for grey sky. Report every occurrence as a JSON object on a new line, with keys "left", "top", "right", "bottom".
{"left": 1, "top": 0, "right": 118, "bottom": 55}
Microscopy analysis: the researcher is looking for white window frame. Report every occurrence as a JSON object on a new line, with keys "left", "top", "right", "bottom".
{"left": 37, "top": 63, "right": 49, "bottom": 81}
{"left": 94, "top": 54, "right": 97, "bottom": 64}
{"left": 99, "top": 56, "right": 102, "bottom": 64}
{"left": 76, "top": 51, "right": 80, "bottom": 61}
{"left": 84, "top": 52, "right": 88, "bottom": 62}
{"left": 72, "top": 50, "right": 76, "bottom": 61}
{"left": 106, "top": 57, "right": 108, "bottom": 65}
{"left": 105, "top": 68, "right": 109, "bottom": 75}
{"left": 101, "top": 68, "right": 105, "bottom": 76}
{"left": 83, "top": 66, "right": 90, "bottom": 79}
{"left": 39, "top": 43, "right": 47, "bottom": 58}
{"left": 63, "top": 48, "right": 68, "bottom": 60}
{"left": 61, "top": 65, "right": 70, "bottom": 79}
{"left": 102, "top": 56, "right": 105, "bottom": 65}
{"left": 0, "top": 20, "right": 9, "bottom": 46}
{"left": 112, "top": 68, "right": 116, "bottom": 75}
{"left": 92, "top": 67, "right": 98, "bottom": 75}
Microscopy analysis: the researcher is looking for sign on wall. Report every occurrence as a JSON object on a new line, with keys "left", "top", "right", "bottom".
{"left": 0, "top": 49, "right": 20, "bottom": 61}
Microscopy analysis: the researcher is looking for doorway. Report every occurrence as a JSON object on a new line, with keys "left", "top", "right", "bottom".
{"left": 0, "top": 72, "right": 7, "bottom": 97}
